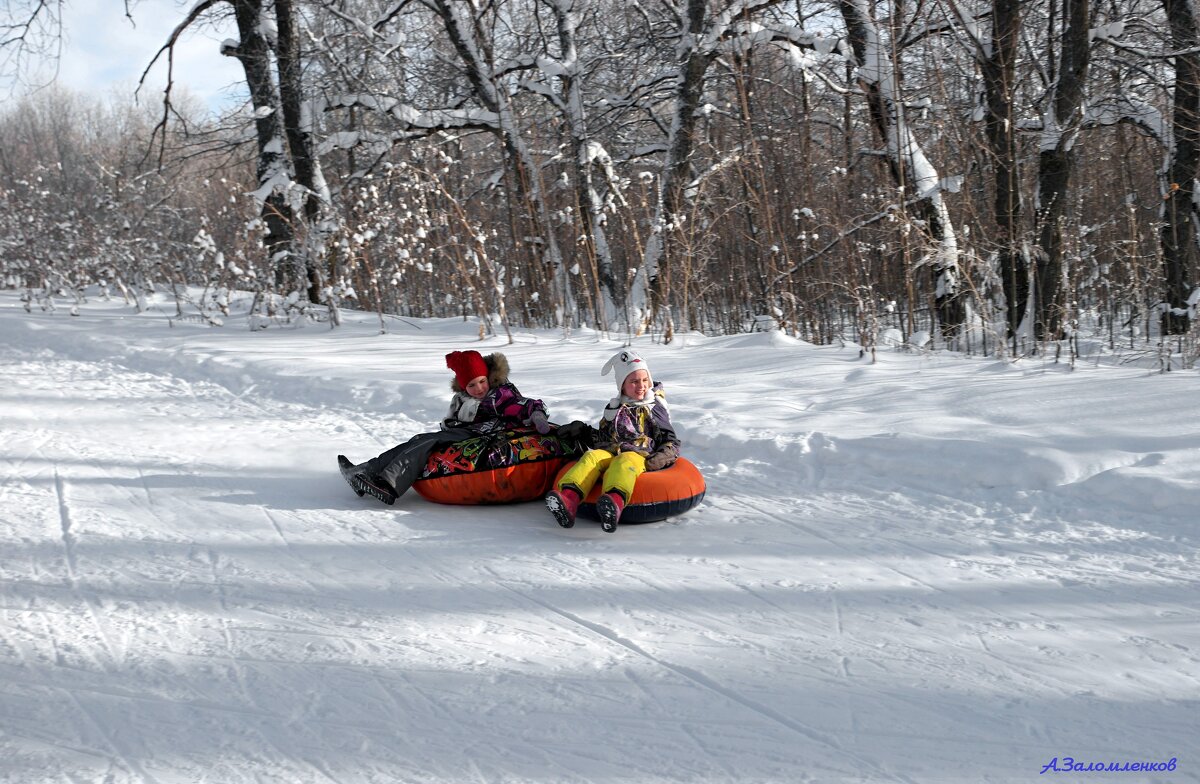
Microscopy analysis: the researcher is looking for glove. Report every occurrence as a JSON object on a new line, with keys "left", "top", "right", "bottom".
{"left": 644, "top": 448, "right": 676, "bottom": 472}
{"left": 529, "top": 409, "right": 551, "bottom": 435}
{"left": 555, "top": 420, "right": 595, "bottom": 446}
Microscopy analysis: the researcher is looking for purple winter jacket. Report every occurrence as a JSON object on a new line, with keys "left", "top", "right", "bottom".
{"left": 594, "top": 381, "right": 680, "bottom": 467}
{"left": 441, "top": 351, "right": 546, "bottom": 431}
{"left": 443, "top": 382, "right": 546, "bottom": 430}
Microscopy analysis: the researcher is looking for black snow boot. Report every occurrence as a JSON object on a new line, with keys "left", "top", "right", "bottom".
{"left": 338, "top": 455, "right": 365, "bottom": 496}
{"left": 354, "top": 472, "right": 397, "bottom": 505}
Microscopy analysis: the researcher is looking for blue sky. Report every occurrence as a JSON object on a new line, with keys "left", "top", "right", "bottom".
{"left": 24, "top": 0, "right": 245, "bottom": 115}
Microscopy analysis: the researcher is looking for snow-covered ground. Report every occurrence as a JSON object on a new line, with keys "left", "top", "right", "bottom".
{"left": 1, "top": 291, "right": 1197, "bottom": 783}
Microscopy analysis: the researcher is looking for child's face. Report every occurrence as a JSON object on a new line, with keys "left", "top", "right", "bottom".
{"left": 466, "top": 375, "right": 490, "bottom": 399}
{"left": 622, "top": 369, "right": 651, "bottom": 399}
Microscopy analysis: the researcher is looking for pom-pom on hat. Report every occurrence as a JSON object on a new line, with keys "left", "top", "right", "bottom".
{"left": 446, "top": 350, "right": 488, "bottom": 389}
{"left": 601, "top": 349, "right": 651, "bottom": 392}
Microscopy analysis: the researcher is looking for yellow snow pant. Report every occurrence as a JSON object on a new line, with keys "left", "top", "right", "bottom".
{"left": 557, "top": 449, "right": 645, "bottom": 501}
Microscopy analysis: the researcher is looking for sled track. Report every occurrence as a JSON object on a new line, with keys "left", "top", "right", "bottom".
{"left": 482, "top": 566, "right": 917, "bottom": 784}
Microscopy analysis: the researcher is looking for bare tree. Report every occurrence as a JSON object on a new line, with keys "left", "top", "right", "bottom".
{"left": 633, "top": 0, "right": 792, "bottom": 337}
{"left": 838, "top": 0, "right": 966, "bottom": 340}
{"left": 982, "top": 0, "right": 1027, "bottom": 341}
{"left": 10, "top": 0, "right": 1200, "bottom": 357}
{"left": 534, "top": 0, "right": 623, "bottom": 328}
{"left": 325, "top": 0, "right": 578, "bottom": 324}
{"left": 148, "top": 0, "right": 329, "bottom": 306}
{"left": 1034, "top": 0, "right": 1091, "bottom": 340}
{"left": 429, "top": 0, "right": 575, "bottom": 321}
{"left": 1, "top": 0, "right": 63, "bottom": 90}
{"left": 275, "top": 0, "right": 334, "bottom": 304}
{"left": 1160, "top": 0, "right": 1200, "bottom": 334}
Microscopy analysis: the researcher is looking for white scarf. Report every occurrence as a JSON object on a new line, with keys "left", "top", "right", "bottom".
{"left": 602, "top": 388, "right": 660, "bottom": 421}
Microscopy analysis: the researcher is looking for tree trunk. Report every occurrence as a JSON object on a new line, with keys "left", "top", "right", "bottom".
{"left": 433, "top": 0, "right": 574, "bottom": 322}
{"left": 984, "top": 0, "right": 1026, "bottom": 340}
{"left": 838, "top": 0, "right": 965, "bottom": 339}
{"left": 224, "top": 0, "right": 294, "bottom": 289}
{"left": 1161, "top": 0, "right": 1200, "bottom": 334}
{"left": 550, "top": 0, "right": 621, "bottom": 327}
{"left": 275, "top": 0, "right": 328, "bottom": 303}
{"left": 1034, "top": 0, "right": 1090, "bottom": 340}
{"left": 633, "top": 0, "right": 710, "bottom": 333}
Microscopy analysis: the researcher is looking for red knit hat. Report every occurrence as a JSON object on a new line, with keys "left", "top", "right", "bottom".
{"left": 446, "top": 350, "right": 488, "bottom": 388}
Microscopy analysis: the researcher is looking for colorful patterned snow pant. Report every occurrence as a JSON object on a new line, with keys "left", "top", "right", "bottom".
{"left": 362, "top": 426, "right": 478, "bottom": 498}
{"left": 556, "top": 448, "right": 646, "bottom": 501}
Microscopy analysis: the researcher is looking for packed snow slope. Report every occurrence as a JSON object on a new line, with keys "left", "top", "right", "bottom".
{"left": 1, "top": 292, "right": 1198, "bottom": 784}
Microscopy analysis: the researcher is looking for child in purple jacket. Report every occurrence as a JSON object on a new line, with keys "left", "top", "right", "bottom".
{"left": 339, "top": 350, "right": 549, "bottom": 505}
{"left": 544, "top": 350, "right": 679, "bottom": 532}
{"left": 442, "top": 350, "right": 549, "bottom": 432}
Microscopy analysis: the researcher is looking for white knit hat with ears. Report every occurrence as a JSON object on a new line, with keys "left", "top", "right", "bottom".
{"left": 601, "top": 349, "right": 652, "bottom": 392}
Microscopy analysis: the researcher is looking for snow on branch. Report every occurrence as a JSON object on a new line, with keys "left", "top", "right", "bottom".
{"left": 900, "top": 0, "right": 993, "bottom": 52}
{"left": 1087, "top": 96, "right": 1165, "bottom": 142}
{"left": 717, "top": 21, "right": 838, "bottom": 59}
{"left": 1017, "top": 97, "right": 1166, "bottom": 146}
{"left": 491, "top": 53, "right": 539, "bottom": 79}
{"left": 699, "top": 0, "right": 793, "bottom": 54}
{"left": 515, "top": 76, "right": 568, "bottom": 112}
{"left": 321, "top": 94, "right": 501, "bottom": 135}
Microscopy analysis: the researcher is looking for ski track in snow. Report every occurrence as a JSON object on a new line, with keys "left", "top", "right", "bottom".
{"left": 1, "top": 295, "right": 1199, "bottom": 783}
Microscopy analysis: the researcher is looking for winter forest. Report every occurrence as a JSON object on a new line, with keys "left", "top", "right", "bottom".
{"left": 2, "top": 0, "right": 1199, "bottom": 358}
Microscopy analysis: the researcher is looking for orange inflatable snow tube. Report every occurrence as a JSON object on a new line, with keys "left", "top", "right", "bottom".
{"left": 413, "top": 428, "right": 583, "bottom": 505}
{"left": 553, "top": 456, "right": 706, "bottom": 524}
{"left": 414, "top": 458, "right": 567, "bottom": 505}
